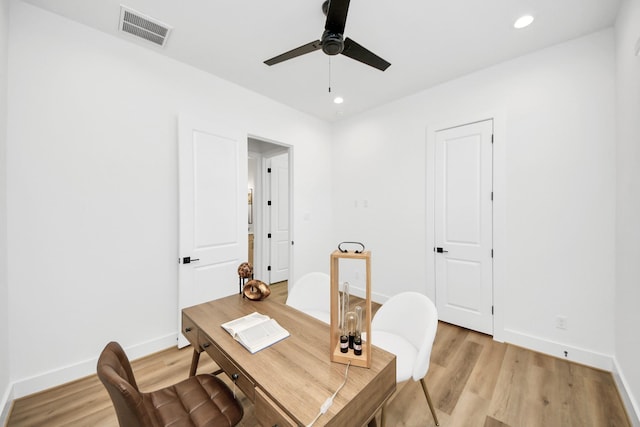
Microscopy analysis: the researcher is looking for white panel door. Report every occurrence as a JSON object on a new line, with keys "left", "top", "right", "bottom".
{"left": 178, "top": 115, "right": 247, "bottom": 347}
{"left": 267, "top": 153, "right": 289, "bottom": 284}
{"left": 435, "top": 120, "right": 493, "bottom": 335}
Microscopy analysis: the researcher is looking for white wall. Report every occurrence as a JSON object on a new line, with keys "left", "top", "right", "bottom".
{"left": 6, "top": 1, "right": 333, "bottom": 397}
{"left": 0, "top": 0, "right": 10, "bottom": 422}
{"left": 614, "top": 0, "right": 640, "bottom": 423}
{"left": 332, "top": 30, "right": 617, "bottom": 368}
{"left": 4, "top": 1, "right": 636, "bottom": 421}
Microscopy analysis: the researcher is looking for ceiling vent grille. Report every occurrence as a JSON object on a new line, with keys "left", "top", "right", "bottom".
{"left": 119, "top": 6, "right": 171, "bottom": 47}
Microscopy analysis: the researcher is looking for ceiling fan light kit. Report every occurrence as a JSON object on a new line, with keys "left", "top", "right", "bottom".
{"left": 264, "top": 0, "right": 391, "bottom": 71}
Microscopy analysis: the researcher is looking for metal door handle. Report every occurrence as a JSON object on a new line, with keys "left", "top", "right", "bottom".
{"left": 183, "top": 256, "right": 200, "bottom": 264}
{"left": 436, "top": 247, "right": 448, "bottom": 253}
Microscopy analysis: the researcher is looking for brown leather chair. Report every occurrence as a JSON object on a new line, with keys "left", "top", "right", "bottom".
{"left": 97, "top": 341, "right": 243, "bottom": 427}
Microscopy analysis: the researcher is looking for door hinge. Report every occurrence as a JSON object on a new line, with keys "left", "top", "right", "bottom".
{"left": 267, "top": 200, "right": 272, "bottom": 206}
{"left": 267, "top": 233, "right": 272, "bottom": 238}
{"left": 491, "top": 249, "right": 494, "bottom": 258}
{"left": 492, "top": 306, "right": 494, "bottom": 315}
{"left": 491, "top": 191, "right": 494, "bottom": 201}
{"left": 267, "top": 167, "right": 272, "bottom": 173}
{"left": 491, "top": 134, "right": 494, "bottom": 143}
{"left": 267, "top": 265, "right": 271, "bottom": 271}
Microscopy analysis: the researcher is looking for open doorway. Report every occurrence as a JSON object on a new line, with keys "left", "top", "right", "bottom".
{"left": 248, "top": 138, "right": 291, "bottom": 285}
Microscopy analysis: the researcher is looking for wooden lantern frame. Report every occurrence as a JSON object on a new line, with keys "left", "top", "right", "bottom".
{"left": 329, "top": 250, "right": 372, "bottom": 368}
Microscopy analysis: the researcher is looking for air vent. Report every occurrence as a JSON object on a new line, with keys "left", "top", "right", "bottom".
{"left": 119, "top": 6, "right": 171, "bottom": 47}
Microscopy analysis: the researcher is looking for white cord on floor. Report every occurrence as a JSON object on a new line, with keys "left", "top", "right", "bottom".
{"left": 306, "top": 361, "right": 351, "bottom": 427}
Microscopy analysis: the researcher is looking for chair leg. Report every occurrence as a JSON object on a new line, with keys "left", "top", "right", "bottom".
{"left": 420, "top": 378, "right": 440, "bottom": 426}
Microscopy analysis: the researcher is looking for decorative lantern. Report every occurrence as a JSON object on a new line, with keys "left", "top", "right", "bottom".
{"left": 329, "top": 249, "right": 372, "bottom": 368}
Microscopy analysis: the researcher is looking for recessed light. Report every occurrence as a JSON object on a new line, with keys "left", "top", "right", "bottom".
{"left": 333, "top": 96, "right": 344, "bottom": 104}
{"left": 514, "top": 15, "right": 534, "bottom": 29}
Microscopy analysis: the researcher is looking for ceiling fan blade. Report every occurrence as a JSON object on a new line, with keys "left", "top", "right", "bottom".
{"left": 264, "top": 40, "right": 322, "bottom": 66}
{"left": 325, "top": 0, "right": 350, "bottom": 34}
{"left": 342, "top": 37, "right": 391, "bottom": 71}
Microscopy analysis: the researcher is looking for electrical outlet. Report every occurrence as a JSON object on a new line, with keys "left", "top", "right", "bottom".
{"left": 555, "top": 315, "right": 568, "bottom": 330}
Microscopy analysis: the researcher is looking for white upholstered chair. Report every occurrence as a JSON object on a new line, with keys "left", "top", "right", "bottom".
{"left": 371, "top": 291, "right": 440, "bottom": 426}
{"left": 285, "top": 272, "right": 331, "bottom": 324}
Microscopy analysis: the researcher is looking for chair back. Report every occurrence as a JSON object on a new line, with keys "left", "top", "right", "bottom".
{"left": 97, "top": 341, "right": 156, "bottom": 427}
{"left": 286, "top": 272, "right": 331, "bottom": 320}
{"left": 371, "top": 292, "right": 438, "bottom": 381}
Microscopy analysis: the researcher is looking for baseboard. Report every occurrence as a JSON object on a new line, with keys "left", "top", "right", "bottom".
{"left": 612, "top": 357, "right": 640, "bottom": 427}
{"left": 501, "top": 328, "right": 613, "bottom": 371}
{"left": 11, "top": 333, "right": 177, "bottom": 399}
{"left": 1, "top": 383, "right": 14, "bottom": 427}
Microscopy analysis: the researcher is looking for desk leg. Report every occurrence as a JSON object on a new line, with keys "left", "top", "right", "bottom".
{"left": 366, "top": 409, "right": 381, "bottom": 427}
{"left": 189, "top": 348, "right": 201, "bottom": 377}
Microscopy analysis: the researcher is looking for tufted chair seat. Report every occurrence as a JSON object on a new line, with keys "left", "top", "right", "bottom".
{"left": 97, "top": 341, "right": 243, "bottom": 427}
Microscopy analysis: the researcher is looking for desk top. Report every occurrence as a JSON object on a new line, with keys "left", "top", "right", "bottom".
{"left": 183, "top": 294, "right": 396, "bottom": 426}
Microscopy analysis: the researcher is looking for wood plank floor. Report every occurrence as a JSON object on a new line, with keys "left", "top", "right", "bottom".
{"left": 7, "top": 282, "right": 630, "bottom": 426}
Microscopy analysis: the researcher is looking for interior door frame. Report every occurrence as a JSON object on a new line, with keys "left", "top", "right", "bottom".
{"left": 248, "top": 136, "right": 293, "bottom": 286}
{"left": 426, "top": 111, "right": 506, "bottom": 342}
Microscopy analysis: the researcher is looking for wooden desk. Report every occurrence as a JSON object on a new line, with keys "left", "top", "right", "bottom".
{"left": 182, "top": 294, "right": 396, "bottom": 427}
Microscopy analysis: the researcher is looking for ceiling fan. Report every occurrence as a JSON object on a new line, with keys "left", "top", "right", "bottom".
{"left": 264, "top": 0, "right": 391, "bottom": 71}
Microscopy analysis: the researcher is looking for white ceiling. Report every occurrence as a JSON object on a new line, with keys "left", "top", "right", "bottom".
{"left": 22, "top": 0, "right": 621, "bottom": 122}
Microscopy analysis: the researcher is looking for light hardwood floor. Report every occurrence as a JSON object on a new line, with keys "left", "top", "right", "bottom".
{"left": 7, "top": 282, "right": 631, "bottom": 426}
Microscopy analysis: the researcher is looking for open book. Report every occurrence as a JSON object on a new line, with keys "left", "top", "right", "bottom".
{"left": 221, "top": 312, "right": 290, "bottom": 354}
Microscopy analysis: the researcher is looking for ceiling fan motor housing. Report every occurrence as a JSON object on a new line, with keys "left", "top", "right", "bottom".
{"left": 321, "top": 30, "right": 344, "bottom": 55}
